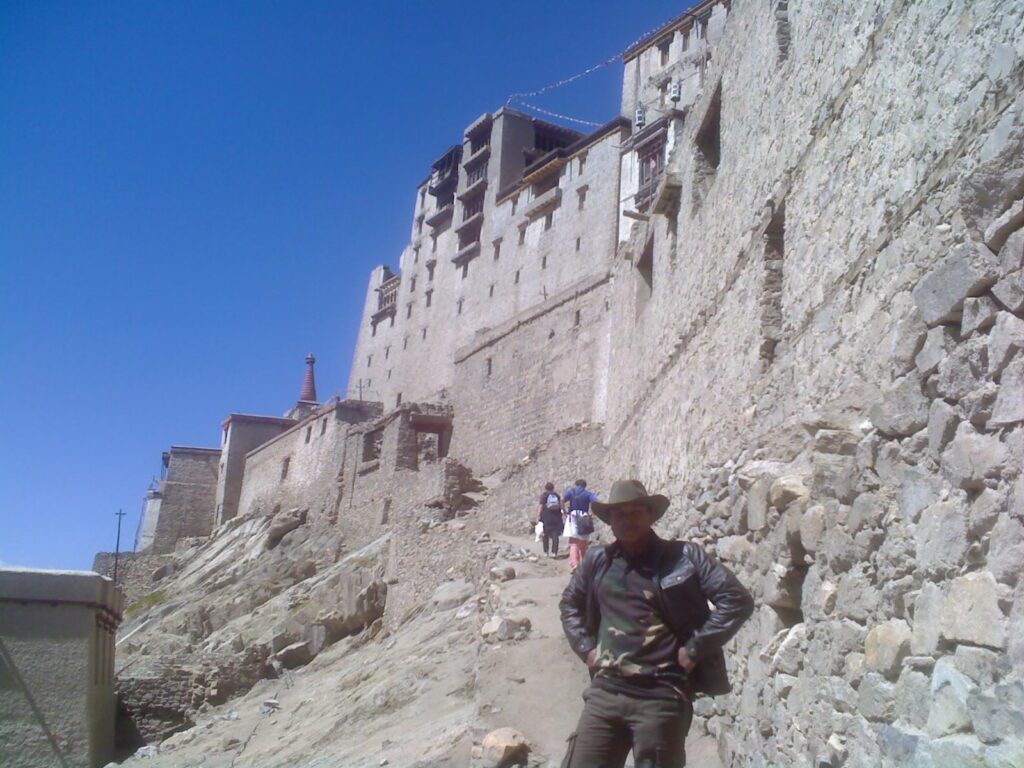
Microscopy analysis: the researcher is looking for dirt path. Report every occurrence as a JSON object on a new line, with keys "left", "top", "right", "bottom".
{"left": 479, "top": 534, "right": 724, "bottom": 767}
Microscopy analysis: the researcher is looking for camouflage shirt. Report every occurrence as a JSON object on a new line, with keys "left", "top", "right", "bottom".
{"left": 592, "top": 544, "right": 690, "bottom": 701}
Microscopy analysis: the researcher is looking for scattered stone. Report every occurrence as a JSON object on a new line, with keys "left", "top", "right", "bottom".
{"left": 480, "top": 727, "right": 529, "bottom": 768}
{"left": 997, "top": 226, "right": 1024, "bottom": 274}
{"left": 993, "top": 268, "right": 1024, "bottom": 312}
{"left": 771, "top": 623, "right": 806, "bottom": 675}
{"left": 989, "top": 515, "right": 1024, "bottom": 585}
{"left": 968, "top": 680, "right": 1024, "bottom": 745}
{"left": 481, "top": 616, "right": 530, "bottom": 642}
{"left": 912, "top": 241, "right": 1001, "bottom": 325}
{"left": 893, "top": 668, "right": 930, "bottom": 729}
{"left": 984, "top": 198, "right": 1024, "bottom": 252}
{"left": 968, "top": 487, "right": 1005, "bottom": 537}
{"left": 915, "top": 326, "right": 957, "bottom": 375}
{"left": 488, "top": 566, "right": 516, "bottom": 582}
{"left": 940, "top": 422, "right": 1007, "bottom": 490}
{"left": 926, "top": 399, "right": 960, "bottom": 457}
{"left": 275, "top": 641, "right": 313, "bottom": 669}
{"left": 769, "top": 475, "right": 808, "bottom": 510}
{"left": 988, "top": 311, "right": 1024, "bottom": 374}
{"left": 260, "top": 699, "right": 279, "bottom": 714}
{"left": 858, "top": 672, "right": 895, "bottom": 721}
{"left": 864, "top": 619, "right": 911, "bottom": 680}
{"left": 745, "top": 476, "right": 772, "bottom": 531}
{"left": 961, "top": 296, "right": 999, "bottom": 336}
{"left": 869, "top": 373, "right": 929, "bottom": 437}
{"left": 927, "top": 658, "right": 974, "bottom": 738}
{"left": 953, "top": 646, "right": 1004, "bottom": 688}
{"left": 798, "top": 505, "right": 826, "bottom": 553}
{"left": 717, "top": 535, "right": 756, "bottom": 563}
{"left": 812, "top": 429, "right": 859, "bottom": 456}
{"left": 991, "top": 357, "right": 1024, "bottom": 427}
{"left": 915, "top": 500, "right": 969, "bottom": 576}
{"left": 940, "top": 571, "right": 1007, "bottom": 649}
{"left": 889, "top": 308, "right": 928, "bottom": 376}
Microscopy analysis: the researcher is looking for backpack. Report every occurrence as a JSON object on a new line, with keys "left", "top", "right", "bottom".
{"left": 575, "top": 512, "right": 595, "bottom": 536}
{"left": 545, "top": 493, "right": 560, "bottom": 510}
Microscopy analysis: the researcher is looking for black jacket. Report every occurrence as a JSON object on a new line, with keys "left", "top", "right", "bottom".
{"left": 559, "top": 535, "right": 754, "bottom": 696}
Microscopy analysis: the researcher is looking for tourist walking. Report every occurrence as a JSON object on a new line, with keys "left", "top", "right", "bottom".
{"left": 559, "top": 480, "right": 754, "bottom": 767}
{"left": 537, "top": 482, "right": 563, "bottom": 557}
{"left": 562, "top": 479, "right": 598, "bottom": 571}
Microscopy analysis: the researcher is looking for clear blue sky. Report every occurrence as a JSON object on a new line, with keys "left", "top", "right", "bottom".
{"left": 0, "top": 1, "right": 689, "bottom": 570}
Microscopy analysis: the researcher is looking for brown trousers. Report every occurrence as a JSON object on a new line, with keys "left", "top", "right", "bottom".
{"left": 563, "top": 685, "right": 694, "bottom": 768}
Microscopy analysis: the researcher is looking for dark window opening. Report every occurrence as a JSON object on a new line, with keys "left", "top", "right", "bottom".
{"left": 489, "top": 284, "right": 495, "bottom": 298}
{"left": 658, "top": 38, "right": 671, "bottom": 66}
{"left": 693, "top": 85, "right": 722, "bottom": 209}
{"left": 761, "top": 200, "right": 786, "bottom": 368}
{"left": 461, "top": 262, "right": 469, "bottom": 279}
{"left": 426, "top": 289, "right": 433, "bottom": 307}
{"left": 320, "top": 419, "right": 327, "bottom": 435}
{"left": 577, "top": 188, "right": 587, "bottom": 211}
{"left": 367, "top": 354, "right": 372, "bottom": 368}
{"left": 422, "top": 327, "right": 427, "bottom": 340}
{"left": 387, "top": 369, "right": 392, "bottom": 380}
{"left": 576, "top": 237, "right": 581, "bottom": 252}
{"left": 485, "top": 357, "right": 492, "bottom": 378}
{"left": 542, "top": 255, "right": 547, "bottom": 269}
{"left": 280, "top": 457, "right": 290, "bottom": 481}
{"left": 514, "top": 269, "right": 521, "bottom": 284}
{"left": 403, "top": 336, "right": 409, "bottom": 350}
{"left": 573, "top": 309, "right": 581, "bottom": 328}
{"left": 385, "top": 346, "right": 390, "bottom": 360}
{"left": 427, "top": 262, "right": 436, "bottom": 281}
{"left": 518, "top": 228, "right": 526, "bottom": 245}
{"left": 493, "top": 240, "right": 501, "bottom": 261}
{"left": 410, "top": 277, "right": 416, "bottom": 292}
{"left": 406, "top": 303, "right": 412, "bottom": 319}
{"left": 395, "top": 393, "right": 402, "bottom": 406}
{"left": 544, "top": 212, "right": 553, "bottom": 231}
{"left": 305, "top": 426, "right": 312, "bottom": 444}
{"left": 457, "top": 298, "right": 464, "bottom": 315}
{"left": 578, "top": 153, "right": 587, "bottom": 174}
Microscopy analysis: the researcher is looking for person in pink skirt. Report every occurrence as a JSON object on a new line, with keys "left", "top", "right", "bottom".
{"left": 562, "top": 479, "right": 599, "bottom": 571}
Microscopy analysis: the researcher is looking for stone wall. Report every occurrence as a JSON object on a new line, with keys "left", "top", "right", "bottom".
{"left": 93, "top": 551, "right": 176, "bottom": 609}
{"left": 596, "top": 1, "right": 1024, "bottom": 765}
{"left": 449, "top": 273, "right": 612, "bottom": 476}
{"left": 149, "top": 448, "right": 221, "bottom": 554}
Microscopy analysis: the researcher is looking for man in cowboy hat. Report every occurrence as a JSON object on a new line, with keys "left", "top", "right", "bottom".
{"left": 559, "top": 479, "right": 754, "bottom": 767}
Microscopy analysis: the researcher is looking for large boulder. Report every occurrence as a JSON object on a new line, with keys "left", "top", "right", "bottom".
{"left": 869, "top": 374, "right": 929, "bottom": 437}
{"left": 265, "top": 508, "right": 307, "bottom": 549}
{"left": 864, "top": 619, "right": 911, "bottom": 680}
{"left": 481, "top": 727, "right": 529, "bottom": 768}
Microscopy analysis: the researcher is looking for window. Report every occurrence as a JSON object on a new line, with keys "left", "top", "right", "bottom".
{"left": 493, "top": 239, "right": 501, "bottom": 261}
{"left": 544, "top": 212, "right": 553, "bottom": 231}
{"left": 406, "top": 303, "right": 412, "bottom": 319}
{"left": 542, "top": 255, "right": 548, "bottom": 269}
{"left": 403, "top": 336, "right": 408, "bottom": 350}
{"left": 514, "top": 270, "right": 520, "bottom": 284}
{"left": 681, "top": 29, "right": 689, "bottom": 52}
{"left": 396, "top": 393, "right": 402, "bottom": 406}
{"left": 578, "top": 153, "right": 587, "bottom": 175}
{"left": 658, "top": 38, "right": 671, "bottom": 66}
{"left": 320, "top": 419, "right": 327, "bottom": 435}
{"left": 410, "top": 277, "right": 416, "bottom": 292}
{"left": 419, "top": 187, "right": 426, "bottom": 208}
{"left": 422, "top": 327, "right": 427, "bottom": 339}
{"left": 577, "top": 188, "right": 587, "bottom": 211}
{"left": 362, "top": 430, "right": 382, "bottom": 462}
{"left": 461, "top": 262, "right": 469, "bottom": 279}
{"left": 511, "top": 195, "right": 518, "bottom": 215}
{"left": 427, "top": 262, "right": 435, "bottom": 281}
{"left": 693, "top": 85, "right": 722, "bottom": 208}
{"left": 431, "top": 235, "right": 437, "bottom": 253}
{"left": 466, "top": 163, "right": 487, "bottom": 186}
{"left": 372, "top": 324, "right": 377, "bottom": 337}
{"left": 416, "top": 214, "right": 424, "bottom": 234}
{"left": 367, "top": 354, "right": 372, "bottom": 368}
{"left": 761, "top": 201, "right": 786, "bottom": 367}
{"left": 387, "top": 369, "right": 392, "bottom": 380}
{"left": 280, "top": 457, "right": 290, "bottom": 481}
{"left": 518, "top": 228, "right": 526, "bottom": 245}
{"left": 576, "top": 237, "right": 581, "bottom": 252}
{"left": 463, "top": 194, "right": 484, "bottom": 220}
{"left": 488, "top": 284, "right": 495, "bottom": 298}
{"left": 457, "top": 298, "right": 464, "bottom": 315}
{"left": 305, "top": 426, "right": 312, "bottom": 444}
{"left": 385, "top": 345, "right": 390, "bottom": 360}
{"left": 574, "top": 309, "right": 581, "bottom": 328}
{"left": 425, "top": 289, "right": 433, "bottom": 307}
{"left": 486, "top": 357, "right": 492, "bottom": 377}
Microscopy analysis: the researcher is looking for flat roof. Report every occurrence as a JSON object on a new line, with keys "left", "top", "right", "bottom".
{"left": 0, "top": 567, "right": 124, "bottom": 616}
{"left": 222, "top": 413, "right": 297, "bottom": 427}
{"left": 622, "top": 0, "right": 722, "bottom": 62}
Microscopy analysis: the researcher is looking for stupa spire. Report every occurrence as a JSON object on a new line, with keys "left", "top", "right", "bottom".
{"left": 299, "top": 353, "right": 317, "bottom": 402}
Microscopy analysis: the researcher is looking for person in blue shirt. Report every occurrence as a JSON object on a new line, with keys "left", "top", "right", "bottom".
{"left": 562, "top": 479, "right": 599, "bottom": 571}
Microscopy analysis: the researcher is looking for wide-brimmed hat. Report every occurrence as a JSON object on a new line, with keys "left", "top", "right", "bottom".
{"left": 591, "top": 480, "right": 670, "bottom": 524}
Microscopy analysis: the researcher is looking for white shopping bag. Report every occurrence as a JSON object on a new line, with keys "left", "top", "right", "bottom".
{"left": 534, "top": 521, "right": 544, "bottom": 541}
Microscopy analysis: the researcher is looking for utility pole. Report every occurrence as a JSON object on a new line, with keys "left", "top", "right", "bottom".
{"left": 113, "top": 509, "right": 126, "bottom": 584}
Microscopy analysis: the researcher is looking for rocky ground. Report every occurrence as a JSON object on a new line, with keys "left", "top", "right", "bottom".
{"left": 112, "top": 478, "right": 724, "bottom": 768}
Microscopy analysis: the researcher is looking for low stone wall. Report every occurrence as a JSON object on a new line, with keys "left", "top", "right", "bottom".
{"left": 93, "top": 551, "right": 176, "bottom": 610}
